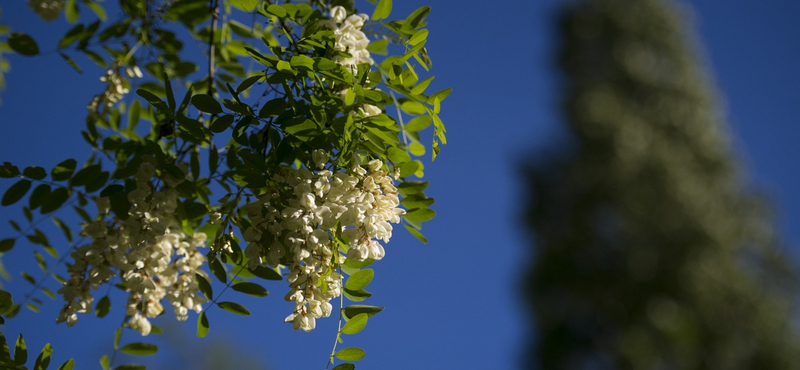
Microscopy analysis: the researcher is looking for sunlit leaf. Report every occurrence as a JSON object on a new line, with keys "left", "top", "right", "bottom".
{"left": 335, "top": 347, "right": 366, "bottom": 361}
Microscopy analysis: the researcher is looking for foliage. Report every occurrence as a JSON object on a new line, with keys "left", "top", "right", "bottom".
{"left": 524, "top": 0, "right": 800, "bottom": 368}
{"left": 0, "top": 0, "right": 448, "bottom": 368}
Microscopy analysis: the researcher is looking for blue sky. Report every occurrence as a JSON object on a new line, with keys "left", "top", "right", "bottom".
{"left": 0, "top": 0, "right": 798, "bottom": 369}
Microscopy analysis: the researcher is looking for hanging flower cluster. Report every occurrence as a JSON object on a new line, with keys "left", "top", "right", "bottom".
{"left": 242, "top": 152, "right": 404, "bottom": 331}
{"left": 87, "top": 65, "right": 141, "bottom": 120}
{"left": 56, "top": 158, "right": 208, "bottom": 336}
{"left": 27, "top": 0, "right": 64, "bottom": 22}
{"left": 323, "top": 6, "right": 374, "bottom": 72}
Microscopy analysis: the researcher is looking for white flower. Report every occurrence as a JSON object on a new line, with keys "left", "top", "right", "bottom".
{"left": 330, "top": 6, "right": 347, "bottom": 23}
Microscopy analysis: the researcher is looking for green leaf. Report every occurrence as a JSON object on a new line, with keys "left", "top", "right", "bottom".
{"left": 0, "top": 239, "right": 15, "bottom": 253}
{"left": 58, "top": 52, "right": 82, "bottom": 73}
{"left": 266, "top": 4, "right": 287, "bottom": 17}
{"left": 57, "top": 358, "right": 75, "bottom": 370}
{"left": 232, "top": 282, "right": 269, "bottom": 297}
{"left": 87, "top": 2, "right": 107, "bottom": 21}
{"left": 400, "top": 100, "right": 426, "bottom": 115}
{"left": 120, "top": 342, "right": 157, "bottom": 356}
{"left": 0, "top": 290, "right": 13, "bottom": 314}
{"left": 191, "top": 95, "right": 223, "bottom": 114}
{"left": 404, "top": 6, "right": 431, "bottom": 29}
{"left": 100, "top": 355, "right": 109, "bottom": 370}
{"left": 343, "top": 305, "right": 384, "bottom": 320}
{"left": 3, "top": 179, "right": 32, "bottom": 206}
{"left": 58, "top": 24, "right": 84, "bottom": 48}
{"left": 290, "top": 55, "right": 314, "bottom": 71}
{"left": 367, "top": 39, "right": 389, "bottom": 55}
{"left": 14, "top": 334, "right": 27, "bottom": 366}
{"left": 197, "top": 312, "right": 209, "bottom": 337}
{"left": 408, "top": 29, "right": 428, "bottom": 46}
{"left": 411, "top": 76, "right": 434, "bottom": 95}
{"left": 65, "top": 0, "right": 79, "bottom": 22}
{"left": 400, "top": 195, "right": 434, "bottom": 209}
{"left": 404, "top": 115, "right": 432, "bottom": 132}
{"left": 387, "top": 147, "right": 411, "bottom": 164}
{"left": 51, "top": 159, "right": 77, "bottom": 181}
{"left": 23, "top": 166, "right": 47, "bottom": 180}
{"left": 408, "top": 142, "right": 426, "bottom": 156}
{"left": 9, "top": 33, "right": 39, "bottom": 56}
{"left": 236, "top": 75, "right": 262, "bottom": 92}
{"left": 95, "top": 296, "right": 110, "bottom": 318}
{"left": 335, "top": 347, "right": 366, "bottom": 362}
{"left": 341, "top": 313, "right": 368, "bottom": 335}
{"left": 404, "top": 208, "right": 435, "bottom": 222}
{"left": 0, "top": 332, "right": 10, "bottom": 363}
{"left": 372, "top": 0, "right": 392, "bottom": 20}
{"left": 33, "top": 343, "right": 52, "bottom": 370}
{"left": 217, "top": 301, "right": 250, "bottom": 316}
{"left": 332, "top": 364, "right": 356, "bottom": 370}
{"left": 403, "top": 224, "right": 427, "bottom": 243}
{"left": 258, "top": 98, "right": 286, "bottom": 118}
{"left": 345, "top": 269, "right": 374, "bottom": 291}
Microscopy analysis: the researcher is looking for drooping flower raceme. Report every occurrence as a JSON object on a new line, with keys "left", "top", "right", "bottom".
{"left": 27, "top": 0, "right": 64, "bottom": 21}
{"left": 57, "top": 158, "right": 208, "bottom": 335}
{"left": 243, "top": 153, "right": 404, "bottom": 331}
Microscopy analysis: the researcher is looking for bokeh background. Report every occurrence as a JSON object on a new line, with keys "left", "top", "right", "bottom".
{"left": 0, "top": 0, "right": 798, "bottom": 369}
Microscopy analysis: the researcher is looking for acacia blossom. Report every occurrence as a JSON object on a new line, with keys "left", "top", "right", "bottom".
{"left": 243, "top": 153, "right": 404, "bottom": 331}
{"left": 57, "top": 158, "right": 208, "bottom": 335}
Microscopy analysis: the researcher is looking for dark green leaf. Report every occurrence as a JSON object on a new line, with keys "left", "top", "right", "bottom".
{"left": 237, "top": 75, "right": 263, "bottom": 92}
{"left": 196, "top": 274, "right": 212, "bottom": 299}
{"left": 0, "top": 239, "right": 15, "bottom": 253}
{"left": 3, "top": 179, "right": 32, "bottom": 206}
{"left": 232, "top": 282, "right": 269, "bottom": 297}
{"left": 197, "top": 312, "right": 209, "bottom": 337}
{"left": 120, "top": 342, "right": 157, "bottom": 356}
{"left": 95, "top": 296, "right": 110, "bottom": 318}
{"left": 14, "top": 334, "right": 26, "bottom": 366}
{"left": 113, "top": 365, "right": 146, "bottom": 370}
{"left": 51, "top": 159, "right": 77, "bottom": 181}
{"left": 336, "top": 347, "right": 365, "bottom": 361}
{"left": 0, "top": 162, "right": 21, "bottom": 178}
{"left": 249, "top": 265, "right": 282, "bottom": 281}
{"left": 9, "top": 33, "right": 39, "bottom": 56}
{"left": 342, "top": 305, "right": 384, "bottom": 320}
{"left": 396, "top": 181, "right": 428, "bottom": 196}
{"left": 341, "top": 313, "right": 368, "bottom": 335}
{"left": 210, "top": 115, "right": 235, "bottom": 133}
{"left": 57, "top": 359, "right": 75, "bottom": 370}
{"left": 401, "top": 195, "right": 434, "bottom": 209}
{"left": 343, "top": 288, "right": 372, "bottom": 302}
{"left": 41, "top": 187, "right": 70, "bottom": 214}
{"left": 191, "top": 95, "right": 223, "bottom": 114}
{"left": 33, "top": 343, "right": 52, "bottom": 370}
{"left": 23, "top": 166, "right": 47, "bottom": 180}
{"left": 58, "top": 52, "right": 82, "bottom": 73}
{"left": 217, "top": 301, "right": 250, "bottom": 316}
{"left": 331, "top": 364, "right": 356, "bottom": 370}
{"left": 209, "top": 257, "right": 226, "bottom": 283}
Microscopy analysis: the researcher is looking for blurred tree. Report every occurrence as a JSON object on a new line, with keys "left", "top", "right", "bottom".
{"left": 524, "top": 0, "right": 800, "bottom": 369}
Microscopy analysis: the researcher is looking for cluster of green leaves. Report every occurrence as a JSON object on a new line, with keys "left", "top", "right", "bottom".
{"left": 0, "top": 330, "right": 74, "bottom": 370}
{"left": 1, "top": 0, "right": 448, "bottom": 368}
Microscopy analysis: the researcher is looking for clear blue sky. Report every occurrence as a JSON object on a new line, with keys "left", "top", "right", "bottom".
{"left": 0, "top": 0, "right": 798, "bottom": 369}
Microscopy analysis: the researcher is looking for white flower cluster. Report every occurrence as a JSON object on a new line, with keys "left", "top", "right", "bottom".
{"left": 243, "top": 152, "right": 404, "bottom": 331}
{"left": 87, "top": 66, "right": 140, "bottom": 118}
{"left": 28, "top": 0, "right": 64, "bottom": 22}
{"left": 326, "top": 6, "right": 382, "bottom": 118}
{"left": 57, "top": 159, "right": 208, "bottom": 336}
{"left": 324, "top": 6, "right": 374, "bottom": 72}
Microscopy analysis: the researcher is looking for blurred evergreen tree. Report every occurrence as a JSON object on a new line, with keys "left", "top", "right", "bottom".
{"left": 524, "top": 0, "right": 800, "bottom": 369}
